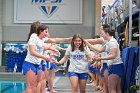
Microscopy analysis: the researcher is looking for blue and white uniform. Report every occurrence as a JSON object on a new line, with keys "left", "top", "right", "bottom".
{"left": 43, "top": 50, "right": 58, "bottom": 71}
{"left": 101, "top": 51, "right": 108, "bottom": 77}
{"left": 88, "top": 44, "right": 102, "bottom": 73}
{"left": 22, "top": 33, "right": 48, "bottom": 75}
{"left": 66, "top": 45, "right": 92, "bottom": 80}
{"left": 105, "top": 37, "right": 124, "bottom": 77}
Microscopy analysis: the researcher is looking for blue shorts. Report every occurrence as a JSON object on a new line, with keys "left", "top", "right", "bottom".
{"left": 108, "top": 63, "right": 124, "bottom": 78}
{"left": 94, "top": 67, "right": 100, "bottom": 74}
{"left": 101, "top": 63, "right": 108, "bottom": 77}
{"left": 38, "top": 60, "right": 47, "bottom": 71}
{"left": 88, "top": 64, "right": 96, "bottom": 73}
{"left": 46, "top": 62, "right": 57, "bottom": 70}
{"left": 22, "top": 61, "right": 39, "bottom": 75}
{"left": 68, "top": 72, "right": 88, "bottom": 80}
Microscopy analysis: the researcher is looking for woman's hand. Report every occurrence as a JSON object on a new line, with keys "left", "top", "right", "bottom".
{"left": 58, "top": 62, "right": 62, "bottom": 65}
{"left": 92, "top": 61, "right": 98, "bottom": 67}
{"left": 50, "top": 58, "right": 59, "bottom": 64}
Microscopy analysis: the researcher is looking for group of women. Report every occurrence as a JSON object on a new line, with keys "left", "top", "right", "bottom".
{"left": 22, "top": 21, "right": 124, "bottom": 93}
{"left": 22, "top": 21, "right": 70, "bottom": 93}
{"left": 86, "top": 24, "right": 124, "bottom": 93}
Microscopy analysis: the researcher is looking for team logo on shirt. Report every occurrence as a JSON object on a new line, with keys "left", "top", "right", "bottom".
{"left": 31, "top": 0, "right": 62, "bottom": 18}
{"left": 71, "top": 55, "right": 84, "bottom": 60}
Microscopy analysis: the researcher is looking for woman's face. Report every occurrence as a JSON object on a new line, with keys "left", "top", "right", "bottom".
{"left": 40, "top": 28, "right": 49, "bottom": 38}
{"left": 73, "top": 37, "right": 82, "bottom": 48}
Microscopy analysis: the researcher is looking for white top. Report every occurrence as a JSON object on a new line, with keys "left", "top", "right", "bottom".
{"left": 90, "top": 44, "right": 108, "bottom": 64}
{"left": 30, "top": 33, "right": 49, "bottom": 41}
{"left": 101, "top": 51, "right": 108, "bottom": 64}
{"left": 25, "top": 33, "right": 47, "bottom": 65}
{"left": 105, "top": 37, "right": 123, "bottom": 65}
{"left": 65, "top": 45, "right": 91, "bottom": 73}
{"left": 42, "top": 50, "right": 50, "bottom": 65}
{"left": 90, "top": 44, "right": 102, "bottom": 56}
{"left": 43, "top": 50, "right": 50, "bottom": 58}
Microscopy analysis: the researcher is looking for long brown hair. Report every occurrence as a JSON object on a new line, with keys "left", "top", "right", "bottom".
{"left": 71, "top": 34, "right": 85, "bottom": 51}
{"left": 27, "top": 21, "right": 41, "bottom": 41}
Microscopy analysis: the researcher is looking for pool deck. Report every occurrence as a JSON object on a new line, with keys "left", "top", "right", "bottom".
{"left": 0, "top": 72, "right": 24, "bottom": 79}
{"left": 21, "top": 76, "right": 100, "bottom": 93}
{"left": 0, "top": 72, "right": 100, "bottom": 93}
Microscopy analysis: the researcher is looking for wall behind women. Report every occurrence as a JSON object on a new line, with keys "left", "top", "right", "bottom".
{"left": 1, "top": 0, "right": 96, "bottom": 42}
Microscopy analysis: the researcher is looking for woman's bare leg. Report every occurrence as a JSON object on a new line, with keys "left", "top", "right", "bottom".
{"left": 25, "top": 69, "right": 38, "bottom": 93}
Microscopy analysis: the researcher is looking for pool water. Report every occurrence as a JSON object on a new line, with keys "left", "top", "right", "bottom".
{"left": 0, "top": 79, "right": 26, "bottom": 93}
{"left": 0, "top": 70, "right": 65, "bottom": 93}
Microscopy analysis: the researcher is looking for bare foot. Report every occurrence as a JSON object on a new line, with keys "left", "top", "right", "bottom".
{"left": 100, "top": 88, "right": 104, "bottom": 93}
{"left": 50, "top": 90, "right": 58, "bottom": 93}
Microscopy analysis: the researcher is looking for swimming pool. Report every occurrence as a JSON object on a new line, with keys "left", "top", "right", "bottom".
{"left": 0, "top": 78, "right": 26, "bottom": 93}
{"left": 0, "top": 70, "right": 65, "bottom": 93}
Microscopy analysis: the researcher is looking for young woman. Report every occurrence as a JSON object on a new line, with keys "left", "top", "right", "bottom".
{"left": 57, "top": 34, "right": 93, "bottom": 93}
{"left": 43, "top": 43, "right": 64, "bottom": 93}
{"left": 85, "top": 24, "right": 124, "bottom": 93}
{"left": 87, "top": 35, "right": 102, "bottom": 88}
{"left": 99, "top": 51, "right": 108, "bottom": 93}
{"left": 22, "top": 25, "right": 53, "bottom": 93}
